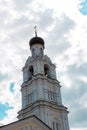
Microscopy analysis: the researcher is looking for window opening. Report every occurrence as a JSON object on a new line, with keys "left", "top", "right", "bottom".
{"left": 29, "top": 66, "right": 34, "bottom": 79}
{"left": 53, "top": 121, "right": 59, "bottom": 130}
{"left": 44, "top": 64, "right": 49, "bottom": 76}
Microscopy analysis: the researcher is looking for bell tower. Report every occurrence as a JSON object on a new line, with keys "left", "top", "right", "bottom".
{"left": 18, "top": 29, "right": 69, "bottom": 130}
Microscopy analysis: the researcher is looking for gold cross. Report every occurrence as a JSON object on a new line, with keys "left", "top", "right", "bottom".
{"left": 34, "top": 26, "right": 37, "bottom": 37}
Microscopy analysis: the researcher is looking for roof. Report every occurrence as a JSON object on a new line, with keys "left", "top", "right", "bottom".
{"left": 29, "top": 36, "right": 45, "bottom": 49}
{"left": 0, "top": 115, "right": 52, "bottom": 130}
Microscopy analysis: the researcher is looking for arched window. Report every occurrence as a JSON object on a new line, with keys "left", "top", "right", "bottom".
{"left": 44, "top": 64, "right": 50, "bottom": 77}
{"left": 52, "top": 119, "right": 61, "bottom": 130}
{"left": 29, "top": 66, "right": 34, "bottom": 80}
{"left": 53, "top": 121, "right": 59, "bottom": 130}
{"left": 48, "top": 91, "right": 57, "bottom": 102}
{"left": 32, "top": 48, "right": 35, "bottom": 56}
{"left": 40, "top": 48, "right": 43, "bottom": 56}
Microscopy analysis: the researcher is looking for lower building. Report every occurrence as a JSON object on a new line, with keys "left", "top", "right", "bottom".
{"left": 0, "top": 115, "right": 52, "bottom": 130}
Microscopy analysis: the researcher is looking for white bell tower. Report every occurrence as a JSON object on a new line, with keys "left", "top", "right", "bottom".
{"left": 18, "top": 29, "right": 69, "bottom": 130}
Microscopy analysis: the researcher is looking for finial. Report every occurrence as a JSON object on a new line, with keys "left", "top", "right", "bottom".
{"left": 34, "top": 26, "right": 37, "bottom": 37}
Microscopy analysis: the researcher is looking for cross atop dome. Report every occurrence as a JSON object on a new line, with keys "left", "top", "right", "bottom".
{"left": 29, "top": 27, "right": 45, "bottom": 52}
{"left": 34, "top": 26, "right": 37, "bottom": 37}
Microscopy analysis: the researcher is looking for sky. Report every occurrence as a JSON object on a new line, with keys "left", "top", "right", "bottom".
{"left": 0, "top": 0, "right": 87, "bottom": 129}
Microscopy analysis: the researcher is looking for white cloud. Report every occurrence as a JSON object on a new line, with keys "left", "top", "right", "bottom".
{"left": 0, "top": 0, "right": 87, "bottom": 129}
{"left": 0, "top": 83, "right": 21, "bottom": 124}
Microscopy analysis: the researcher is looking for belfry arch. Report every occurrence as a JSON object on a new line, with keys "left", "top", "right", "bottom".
{"left": 44, "top": 64, "right": 50, "bottom": 77}
{"left": 28, "top": 65, "right": 34, "bottom": 79}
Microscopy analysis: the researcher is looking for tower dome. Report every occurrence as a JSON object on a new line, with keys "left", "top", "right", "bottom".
{"left": 29, "top": 26, "right": 45, "bottom": 49}
{"left": 29, "top": 36, "right": 45, "bottom": 49}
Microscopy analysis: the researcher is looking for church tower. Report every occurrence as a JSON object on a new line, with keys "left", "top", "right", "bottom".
{"left": 18, "top": 29, "right": 69, "bottom": 130}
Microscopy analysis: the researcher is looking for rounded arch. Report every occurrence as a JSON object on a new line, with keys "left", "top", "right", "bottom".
{"left": 44, "top": 64, "right": 50, "bottom": 77}
{"left": 52, "top": 118, "right": 61, "bottom": 130}
{"left": 28, "top": 65, "right": 34, "bottom": 80}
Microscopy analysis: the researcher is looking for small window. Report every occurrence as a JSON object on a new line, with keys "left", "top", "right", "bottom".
{"left": 20, "top": 128, "right": 23, "bottom": 130}
{"left": 29, "top": 66, "right": 34, "bottom": 79}
{"left": 53, "top": 121, "right": 55, "bottom": 130}
{"left": 40, "top": 48, "right": 43, "bottom": 56}
{"left": 53, "top": 121, "right": 59, "bottom": 130}
{"left": 48, "top": 91, "right": 57, "bottom": 102}
{"left": 25, "top": 126, "right": 28, "bottom": 130}
{"left": 32, "top": 48, "right": 35, "bottom": 56}
{"left": 44, "top": 64, "right": 50, "bottom": 76}
{"left": 26, "top": 91, "right": 34, "bottom": 105}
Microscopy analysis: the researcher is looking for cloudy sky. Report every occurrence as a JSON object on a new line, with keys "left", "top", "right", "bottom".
{"left": 0, "top": 0, "right": 87, "bottom": 129}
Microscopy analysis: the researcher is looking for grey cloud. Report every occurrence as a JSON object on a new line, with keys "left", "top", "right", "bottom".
{"left": 59, "top": 60, "right": 87, "bottom": 129}
{"left": 0, "top": 10, "right": 9, "bottom": 23}
{"left": 67, "top": 63, "right": 87, "bottom": 77}
{"left": 62, "top": 85, "right": 87, "bottom": 128}
{"left": 9, "top": 25, "right": 31, "bottom": 42}
{"left": 44, "top": 14, "right": 75, "bottom": 58}
{"left": 0, "top": 10, "right": 11, "bottom": 32}
{"left": 62, "top": 80, "right": 87, "bottom": 104}
{"left": 49, "top": 14, "right": 75, "bottom": 40}
{"left": 12, "top": 16, "right": 30, "bottom": 27}
{"left": 62, "top": 63, "right": 87, "bottom": 105}
{"left": 0, "top": 73, "right": 10, "bottom": 82}
{"left": 70, "top": 106, "right": 87, "bottom": 128}
{"left": 3, "top": 16, "right": 30, "bottom": 31}
{"left": 45, "top": 38, "right": 71, "bottom": 59}
{"left": 39, "top": 9, "right": 55, "bottom": 29}
{"left": 61, "top": 66, "right": 87, "bottom": 129}
{"left": 1, "top": 7, "right": 56, "bottom": 52}
{"left": 13, "top": 0, "right": 32, "bottom": 11}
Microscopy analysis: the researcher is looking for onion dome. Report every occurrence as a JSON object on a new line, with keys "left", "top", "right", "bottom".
{"left": 29, "top": 36, "right": 45, "bottom": 49}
